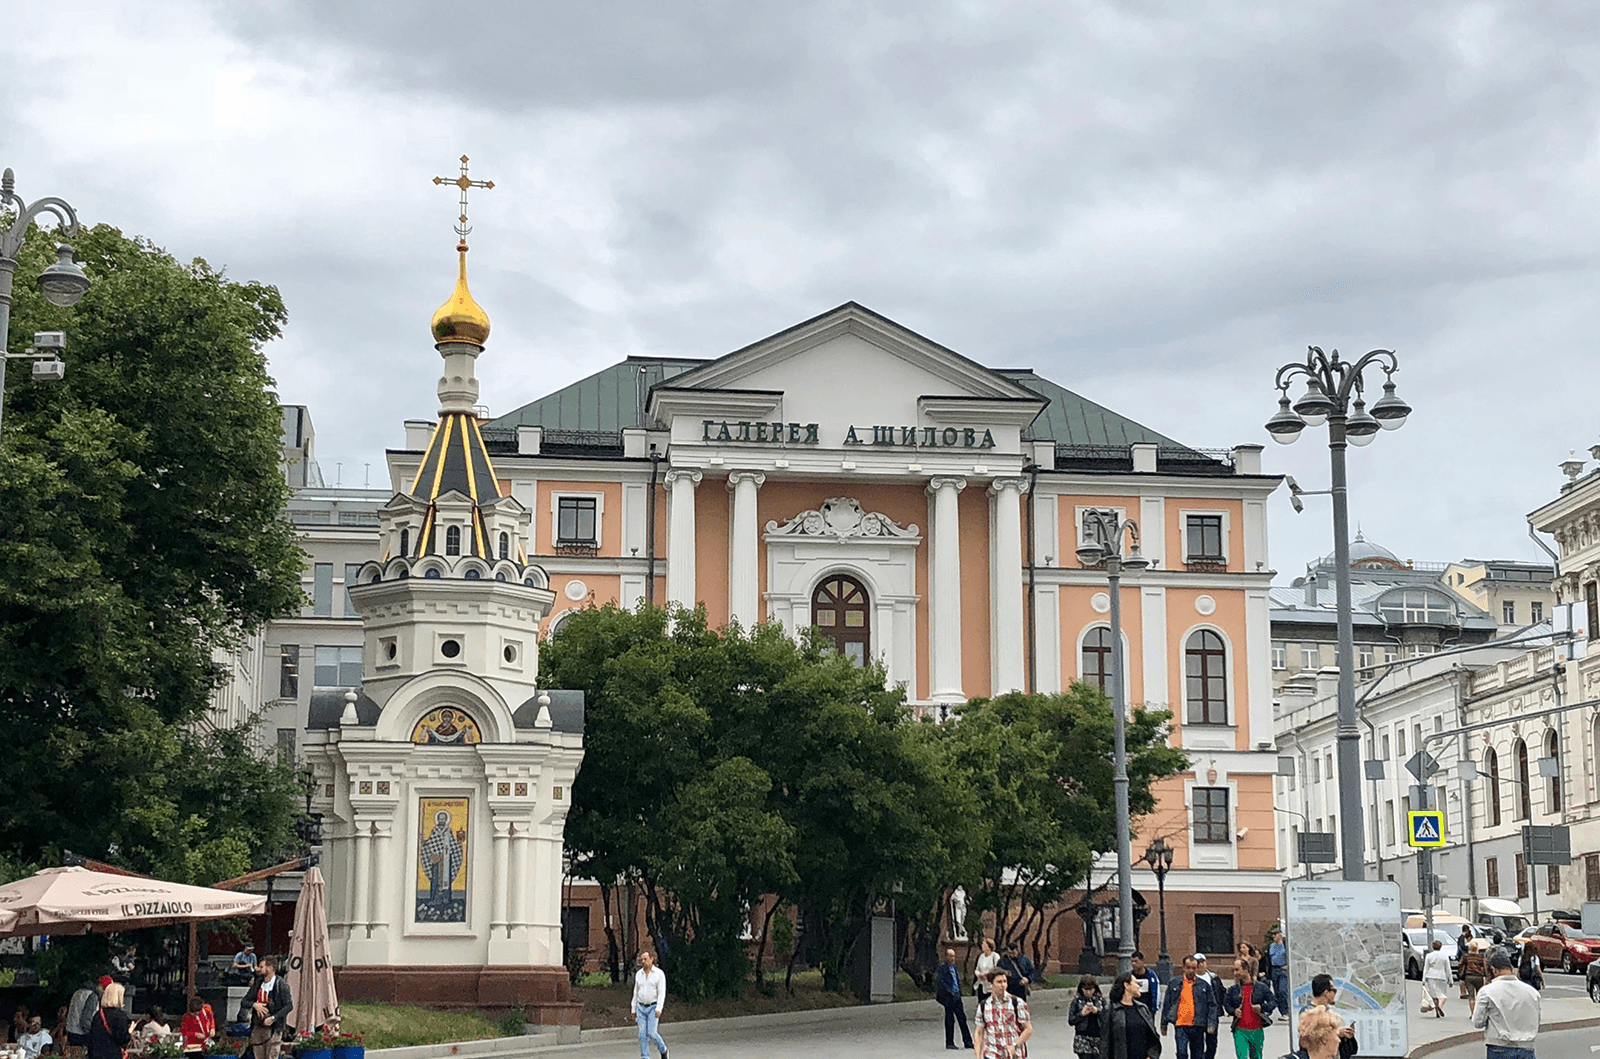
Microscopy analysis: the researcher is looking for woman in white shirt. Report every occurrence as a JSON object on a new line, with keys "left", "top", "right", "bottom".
{"left": 1422, "top": 939, "right": 1454, "bottom": 1018}
{"left": 974, "top": 938, "right": 1000, "bottom": 999}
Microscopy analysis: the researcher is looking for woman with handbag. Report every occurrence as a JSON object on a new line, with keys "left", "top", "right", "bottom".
{"left": 1070, "top": 976, "right": 1106, "bottom": 1059}
{"left": 974, "top": 938, "right": 1000, "bottom": 1000}
{"left": 85, "top": 985, "right": 129, "bottom": 1059}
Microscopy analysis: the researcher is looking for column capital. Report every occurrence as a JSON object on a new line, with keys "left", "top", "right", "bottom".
{"left": 987, "top": 476, "right": 1030, "bottom": 498}
{"left": 664, "top": 468, "right": 703, "bottom": 490}
{"left": 727, "top": 471, "right": 767, "bottom": 490}
{"left": 926, "top": 476, "right": 968, "bottom": 496}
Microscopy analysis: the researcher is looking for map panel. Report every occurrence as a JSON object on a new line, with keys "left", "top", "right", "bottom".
{"left": 1284, "top": 881, "right": 1406, "bottom": 1057}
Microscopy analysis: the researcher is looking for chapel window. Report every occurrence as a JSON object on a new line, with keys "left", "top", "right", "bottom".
{"left": 1082, "top": 626, "right": 1114, "bottom": 691}
{"left": 446, "top": 525, "right": 462, "bottom": 557}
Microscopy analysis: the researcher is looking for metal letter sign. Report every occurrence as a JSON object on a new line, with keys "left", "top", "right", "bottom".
{"left": 1407, "top": 810, "right": 1445, "bottom": 848}
{"left": 1299, "top": 832, "right": 1338, "bottom": 864}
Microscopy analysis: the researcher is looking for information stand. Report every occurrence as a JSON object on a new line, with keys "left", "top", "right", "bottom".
{"left": 1283, "top": 880, "right": 1406, "bottom": 1057}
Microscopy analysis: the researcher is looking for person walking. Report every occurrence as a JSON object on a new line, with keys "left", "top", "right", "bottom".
{"left": 1461, "top": 938, "right": 1490, "bottom": 1016}
{"left": 1457, "top": 927, "right": 1474, "bottom": 1000}
{"left": 999, "top": 943, "right": 1036, "bottom": 1000}
{"left": 1423, "top": 940, "right": 1453, "bottom": 1018}
{"left": 1301, "top": 975, "right": 1358, "bottom": 1059}
{"left": 937, "top": 948, "right": 974, "bottom": 1051}
{"left": 631, "top": 949, "right": 668, "bottom": 1059}
{"left": 1101, "top": 973, "right": 1161, "bottom": 1059}
{"left": 975, "top": 939, "right": 1001, "bottom": 1001}
{"left": 1222, "top": 958, "right": 1273, "bottom": 1059}
{"left": 1515, "top": 946, "right": 1543, "bottom": 992}
{"left": 1193, "top": 955, "right": 1222, "bottom": 1059}
{"left": 65, "top": 978, "right": 106, "bottom": 1059}
{"left": 1159, "top": 956, "right": 1217, "bottom": 1059}
{"left": 1471, "top": 949, "right": 1540, "bottom": 1059}
{"left": 85, "top": 985, "right": 128, "bottom": 1059}
{"left": 974, "top": 969, "right": 1032, "bottom": 1059}
{"left": 1132, "top": 952, "right": 1161, "bottom": 1013}
{"left": 237, "top": 957, "right": 292, "bottom": 1059}
{"left": 1069, "top": 976, "right": 1106, "bottom": 1059}
{"left": 1295, "top": 1008, "right": 1346, "bottom": 1059}
{"left": 1266, "top": 931, "right": 1289, "bottom": 1017}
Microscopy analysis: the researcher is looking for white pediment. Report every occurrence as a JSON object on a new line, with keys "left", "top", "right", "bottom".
{"left": 648, "top": 303, "right": 1045, "bottom": 440}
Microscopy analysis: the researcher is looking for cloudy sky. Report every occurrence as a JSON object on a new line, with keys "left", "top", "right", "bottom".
{"left": 5, "top": 1, "right": 1596, "bottom": 576}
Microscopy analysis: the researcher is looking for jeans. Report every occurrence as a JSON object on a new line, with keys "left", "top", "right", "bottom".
{"left": 1174, "top": 1025, "right": 1208, "bottom": 1059}
{"left": 1270, "top": 968, "right": 1289, "bottom": 1016}
{"left": 1204, "top": 1022, "right": 1219, "bottom": 1059}
{"left": 636, "top": 1002, "right": 667, "bottom": 1059}
{"left": 939, "top": 992, "right": 973, "bottom": 1048}
{"left": 1484, "top": 1047, "right": 1535, "bottom": 1059}
{"left": 1232, "top": 1028, "right": 1264, "bottom": 1059}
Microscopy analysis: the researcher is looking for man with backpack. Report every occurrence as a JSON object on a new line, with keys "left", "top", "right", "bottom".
{"left": 975, "top": 969, "right": 1033, "bottom": 1059}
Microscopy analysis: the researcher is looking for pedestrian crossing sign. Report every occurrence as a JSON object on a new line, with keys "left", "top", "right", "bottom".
{"left": 1407, "top": 810, "right": 1445, "bottom": 847}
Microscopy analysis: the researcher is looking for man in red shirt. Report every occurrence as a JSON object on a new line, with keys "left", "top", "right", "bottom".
{"left": 1223, "top": 958, "right": 1275, "bottom": 1059}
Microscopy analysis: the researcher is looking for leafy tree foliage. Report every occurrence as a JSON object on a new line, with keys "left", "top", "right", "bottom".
{"left": 0, "top": 221, "right": 306, "bottom": 882}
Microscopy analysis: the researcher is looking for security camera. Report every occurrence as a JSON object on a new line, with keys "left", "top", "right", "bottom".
{"left": 31, "top": 359, "right": 65, "bottom": 381}
{"left": 1236, "top": 827, "right": 1249, "bottom": 840}
{"left": 31, "top": 331, "right": 66, "bottom": 351}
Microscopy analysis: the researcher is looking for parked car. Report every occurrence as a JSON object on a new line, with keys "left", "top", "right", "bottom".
{"left": 1403, "top": 927, "right": 1461, "bottom": 980}
{"left": 1587, "top": 955, "right": 1600, "bottom": 1002}
{"left": 1524, "top": 922, "right": 1600, "bottom": 975}
{"left": 1476, "top": 898, "right": 1530, "bottom": 939}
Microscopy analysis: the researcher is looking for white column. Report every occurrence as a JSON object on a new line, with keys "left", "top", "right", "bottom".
{"left": 351, "top": 819, "right": 373, "bottom": 935}
{"left": 989, "top": 477, "right": 1027, "bottom": 694}
{"left": 664, "top": 469, "right": 702, "bottom": 610}
{"left": 367, "top": 818, "right": 393, "bottom": 941}
{"left": 727, "top": 472, "right": 765, "bottom": 627}
{"left": 491, "top": 819, "right": 511, "bottom": 935}
{"left": 927, "top": 476, "right": 967, "bottom": 704}
{"left": 511, "top": 821, "right": 530, "bottom": 932}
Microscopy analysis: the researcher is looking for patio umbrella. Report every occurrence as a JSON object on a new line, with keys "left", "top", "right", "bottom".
{"left": 0, "top": 866, "right": 266, "bottom": 935}
{"left": 283, "top": 866, "right": 338, "bottom": 1034}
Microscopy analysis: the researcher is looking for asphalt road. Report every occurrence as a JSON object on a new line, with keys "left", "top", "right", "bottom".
{"left": 1425, "top": 1023, "right": 1600, "bottom": 1059}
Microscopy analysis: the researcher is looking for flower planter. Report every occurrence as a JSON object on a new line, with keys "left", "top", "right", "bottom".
{"left": 299, "top": 1047, "right": 333, "bottom": 1059}
{"left": 332, "top": 1046, "right": 364, "bottom": 1059}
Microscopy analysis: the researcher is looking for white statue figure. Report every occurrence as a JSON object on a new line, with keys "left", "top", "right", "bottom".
{"left": 950, "top": 885, "right": 969, "bottom": 941}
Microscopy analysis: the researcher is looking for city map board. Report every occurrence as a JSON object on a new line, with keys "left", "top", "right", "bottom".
{"left": 1283, "top": 880, "right": 1406, "bottom": 1057}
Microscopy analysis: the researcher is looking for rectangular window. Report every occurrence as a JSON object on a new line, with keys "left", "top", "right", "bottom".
{"left": 1588, "top": 582, "right": 1598, "bottom": 641}
{"left": 275, "top": 728, "right": 296, "bottom": 766}
{"left": 1503, "top": 600, "right": 1517, "bottom": 624}
{"left": 1401, "top": 795, "right": 1411, "bottom": 823}
{"left": 278, "top": 645, "right": 300, "bottom": 699}
{"left": 1548, "top": 865, "right": 1561, "bottom": 895}
{"left": 1486, "top": 857, "right": 1499, "bottom": 897}
{"left": 1312, "top": 757, "right": 1321, "bottom": 783}
{"left": 1191, "top": 787, "right": 1230, "bottom": 844}
{"left": 1194, "top": 913, "right": 1235, "bottom": 954}
{"left": 1397, "top": 728, "right": 1407, "bottom": 758}
{"left": 343, "top": 564, "right": 363, "bottom": 617}
{"left": 557, "top": 496, "right": 598, "bottom": 544}
{"left": 1384, "top": 801, "right": 1395, "bottom": 846}
{"left": 1377, "top": 590, "right": 1456, "bottom": 624}
{"left": 1358, "top": 646, "right": 1374, "bottom": 676}
{"left": 1272, "top": 642, "right": 1286, "bottom": 670}
{"left": 1381, "top": 733, "right": 1391, "bottom": 760}
{"left": 1186, "top": 515, "right": 1224, "bottom": 560}
{"left": 1516, "top": 853, "right": 1529, "bottom": 899}
{"left": 1531, "top": 601, "right": 1544, "bottom": 623}
{"left": 314, "top": 645, "right": 364, "bottom": 688}
{"left": 1586, "top": 854, "right": 1599, "bottom": 903}
{"left": 1301, "top": 644, "right": 1320, "bottom": 671}
{"left": 313, "top": 563, "right": 334, "bottom": 617}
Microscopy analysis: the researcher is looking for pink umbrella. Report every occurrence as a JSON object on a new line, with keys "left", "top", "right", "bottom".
{"left": 0, "top": 866, "right": 266, "bottom": 935}
{"left": 284, "top": 866, "right": 338, "bottom": 1033}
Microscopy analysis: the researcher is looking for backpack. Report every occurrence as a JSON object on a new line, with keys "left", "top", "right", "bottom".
{"left": 981, "top": 991, "right": 1023, "bottom": 1026}
{"left": 1518, "top": 956, "right": 1542, "bottom": 989}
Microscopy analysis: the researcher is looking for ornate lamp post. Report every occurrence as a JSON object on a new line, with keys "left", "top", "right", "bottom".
{"left": 0, "top": 167, "right": 91, "bottom": 436}
{"left": 1266, "top": 347, "right": 1410, "bottom": 881}
{"left": 1076, "top": 509, "right": 1150, "bottom": 976}
{"left": 1143, "top": 837, "right": 1175, "bottom": 980}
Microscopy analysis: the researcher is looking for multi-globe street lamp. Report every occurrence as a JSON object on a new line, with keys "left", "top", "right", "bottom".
{"left": 1076, "top": 508, "right": 1150, "bottom": 976}
{"left": 1142, "top": 836, "right": 1174, "bottom": 980}
{"left": 0, "top": 166, "right": 92, "bottom": 436}
{"left": 1265, "top": 347, "right": 1411, "bottom": 882}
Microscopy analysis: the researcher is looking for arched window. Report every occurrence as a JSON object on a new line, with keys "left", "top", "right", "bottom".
{"left": 1485, "top": 749, "right": 1501, "bottom": 827}
{"left": 445, "top": 525, "right": 462, "bottom": 557}
{"left": 1515, "top": 739, "right": 1531, "bottom": 821}
{"left": 811, "top": 575, "right": 871, "bottom": 665}
{"left": 399, "top": 527, "right": 410, "bottom": 557}
{"left": 1082, "top": 627, "right": 1114, "bottom": 691}
{"left": 1184, "top": 629, "right": 1228, "bottom": 725}
{"left": 498, "top": 532, "right": 510, "bottom": 560}
{"left": 1545, "top": 729, "right": 1561, "bottom": 814}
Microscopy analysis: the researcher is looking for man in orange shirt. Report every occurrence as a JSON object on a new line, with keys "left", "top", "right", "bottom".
{"left": 1160, "top": 956, "right": 1218, "bottom": 1059}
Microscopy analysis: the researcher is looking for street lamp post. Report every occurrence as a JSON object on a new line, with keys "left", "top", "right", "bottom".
{"left": 1077, "top": 508, "right": 1150, "bottom": 976}
{"left": 1265, "top": 347, "right": 1411, "bottom": 882}
{"left": 1143, "top": 836, "right": 1175, "bottom": 980}
{"left": 0, "top": 167, "right": 92, "bottom": 435}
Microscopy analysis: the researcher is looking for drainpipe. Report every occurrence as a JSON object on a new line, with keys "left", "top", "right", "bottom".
{"left": 1453, "top": 665, "right": 1477, "bottom": 910}
{"left": 645, "top": 448, "right": 661, "bottom": 606}
{"left": 1025, "top": 461, "right": 1039, "bottom": 693}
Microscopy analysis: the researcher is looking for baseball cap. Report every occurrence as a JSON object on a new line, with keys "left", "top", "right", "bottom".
{"left": 1193, "top": 953, "right": 1208, "bottom": 962}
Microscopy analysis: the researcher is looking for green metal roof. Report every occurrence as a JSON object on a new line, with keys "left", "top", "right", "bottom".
{"left": 488, "top": 356, "right": 704, "bottom": 433}
{"left": 1000, "top": 370, "right": 1188, "bottom": 448}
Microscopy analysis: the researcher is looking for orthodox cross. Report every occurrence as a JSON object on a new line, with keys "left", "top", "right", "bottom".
{"left": 432, "top": 154, "right": 495, "bottom": 245}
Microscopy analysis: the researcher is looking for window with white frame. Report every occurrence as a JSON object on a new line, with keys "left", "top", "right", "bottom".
{"left": 1185, "top": 514, "right": 1224, "bottom": 561}
{"left": 1271, "top": 642, "right": 1286, "bottom": 670}
{"left": 1503, "top": 600, "right": 1517, "bottom": 624}
{"left": 1531, "top": 601, "right": 1544, "bottom": 623}
{"left": 1301, "top": 644, "right": 1320, "bottom": 670}
{"left": 1184, "top": 630, "right": 1228, "bottom": 725}
{"left": 557, "top": 496, "right": 599, "bottom": 544}
{"left": 1191, "top": 787, "right": 1230, "bottom": 844}
{"left": 1377, "top": 590, "right": 1455, "bottom": 624}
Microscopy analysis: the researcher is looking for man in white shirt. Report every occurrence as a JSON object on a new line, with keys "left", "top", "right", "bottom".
{"left": 1194, "top": 954, "right": 1222, "bottom": 1059}
{"left": 1471, "top": 949, "right": 1540, "bottom": 1059}
{"left": 631, "top": 950, "right": 668, "bottom": 1059}
{"left": 19, "top": 1016, "right": 52, "bottom": 1059}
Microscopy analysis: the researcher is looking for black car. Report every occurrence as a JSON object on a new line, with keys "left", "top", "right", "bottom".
{"left": 1588, "top": 956, "right": 1600, "bottom": 1003}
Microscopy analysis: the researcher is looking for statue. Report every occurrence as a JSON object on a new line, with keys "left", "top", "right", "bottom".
{"left": 950, "top": 885, "right": 969, "bottom": 941}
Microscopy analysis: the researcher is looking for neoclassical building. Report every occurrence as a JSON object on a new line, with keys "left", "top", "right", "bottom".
{"left": 394, "top": 301, "right": 1287, "bottom": 959}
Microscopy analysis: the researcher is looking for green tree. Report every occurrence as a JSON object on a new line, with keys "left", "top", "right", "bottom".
{"left": 0, "top": 220, "right": 306, "bottom": 882}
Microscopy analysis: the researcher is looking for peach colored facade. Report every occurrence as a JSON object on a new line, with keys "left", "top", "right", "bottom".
{"left": 388, "top": 303, "right": 1288, "bottom": 951}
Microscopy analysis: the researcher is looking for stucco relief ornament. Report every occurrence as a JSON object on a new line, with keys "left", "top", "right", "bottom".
{"left": 766, "top": 497, "right": 919, "bottom": 538}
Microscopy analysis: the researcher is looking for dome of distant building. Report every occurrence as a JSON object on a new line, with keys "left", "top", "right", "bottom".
{"left": 1323, "top": 531, "right": 1407, "bottom": 569}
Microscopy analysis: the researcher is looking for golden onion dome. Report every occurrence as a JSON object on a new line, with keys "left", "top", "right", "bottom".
{"left": 430, "top": 242, "right": 491, "bottom": 346}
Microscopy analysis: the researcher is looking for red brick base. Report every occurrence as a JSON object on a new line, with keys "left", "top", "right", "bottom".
{"left": 334, "top": 965, "right": 582, "bottom": 1026}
